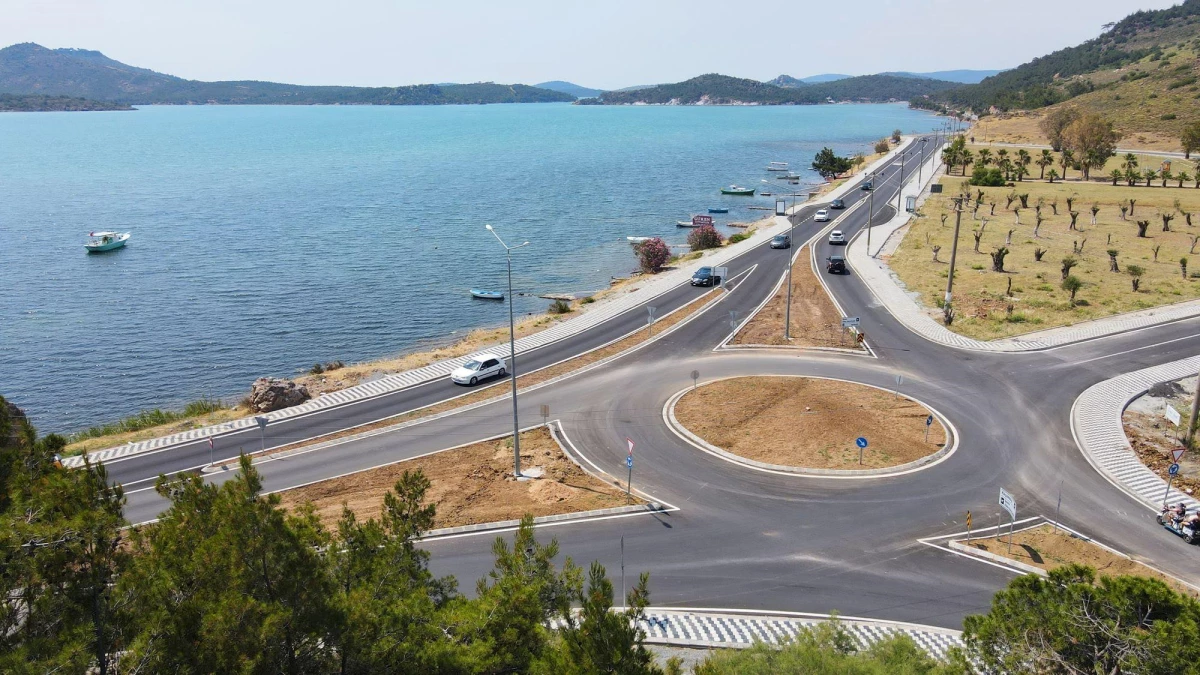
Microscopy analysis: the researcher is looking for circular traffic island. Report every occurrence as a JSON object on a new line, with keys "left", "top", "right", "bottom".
{"left": 671, "top": 376, "right": 950, "bottom": 474}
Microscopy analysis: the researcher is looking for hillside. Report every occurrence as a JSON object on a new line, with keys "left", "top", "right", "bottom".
{"left": 0, "top": 93, "right": 132, "bottom": 111}
{"left": 585, "top": 73, "right": 957, "bottom": 105}
{"left": 778, "top": 70, "right": 1001, "bottom": 86}
{"left": 0, "top": 43, "right": 575, "bottom": 105}
{"left": 932, "top": 0, "right": 1200, "bottom": 113}
{"left": 534, "top": 80, "right": 602, "bottom": 98}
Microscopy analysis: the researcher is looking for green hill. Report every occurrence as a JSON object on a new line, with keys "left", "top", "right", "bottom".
{"left": 0, "top": 93, "right": 131, "bottom": 111}
{"left": 584, "top": 73, "right": 956, "bottom": 105}
{"left": 0, "top": 43, "right": 575, "bottom": 105}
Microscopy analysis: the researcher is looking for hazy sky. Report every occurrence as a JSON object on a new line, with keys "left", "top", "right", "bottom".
{"left": 2, "top": 0, "right": 1184, "bottom": 89}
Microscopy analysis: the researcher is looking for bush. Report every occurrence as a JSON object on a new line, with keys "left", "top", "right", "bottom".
{"left": 581, "top": 296, "right": 595, "bottom": 304}
{"left": 547, "top": 299, "right": 572, "bottom": 314}
{"left": 874, "top": 139, "right": 890, "bottom": 154}
{"left": 727, "top": 232, "right": 749, "bottom": 244}
{"left": 636, "top": 237, "right": 670, "bottom": 273}
{"left": 310, "top": 363, "right": 324, "bottom": 375}
{"left": 687, "top": 224, "right": 724, "bottom": 252}
{"left": 969, "top": 166, "right": 1006, "bottom": 187}
{"left": 1161, "top": 113, "right": 1178, "bottom": 120}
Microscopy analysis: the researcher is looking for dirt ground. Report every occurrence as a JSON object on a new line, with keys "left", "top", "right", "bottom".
{"left": 731, "top": 247, "right": 863, "bottom": 349}
{"left": 972, "top": 111, "right": 1182, "bottom": 153}
{"left": 965, "top": 524, "right": 1195, "bottom": 596}
{"left": 1124, "top": 389, "right": 1200, "bottom": 495}
{"left": 673, "top": 376, "right": 946, "bottom": 470}
{"left": 276, "top": 426, "right": 640, "bottom": 531}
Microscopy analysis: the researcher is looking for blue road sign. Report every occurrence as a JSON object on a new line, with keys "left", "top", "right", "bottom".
{"left": 925, "top": 415, "right": 933, "bottom": 427}
{"left": 626, "top": 456, "right": 634, "bottom": 469}
{"left": 855, "top": 437, "right": 868, "bottom": 448}
{"left": 1170, "top": 463, "right": 1180, "bottom": 476}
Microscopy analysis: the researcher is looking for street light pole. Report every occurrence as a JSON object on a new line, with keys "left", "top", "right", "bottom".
{"left": 865, "top": 182, "right": 875, "bottom": 256}
{"left": 896, "top": 146, "right": 906, "bottom": 215}
{"left": 486, "top": 224, "right": 530, "bottom": 478}
{"left": 944, "top": 198, "right": 964, "bottom": 323}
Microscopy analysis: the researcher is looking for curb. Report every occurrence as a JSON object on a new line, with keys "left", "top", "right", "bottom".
{"left": 663, "top": 376, "right": 957, "bottom": 478}
{"left": 947, "top": 539, "right": 1047, "bottom": 577}
{"left": 421, "top": 502, "right": 665, "bottom": 540}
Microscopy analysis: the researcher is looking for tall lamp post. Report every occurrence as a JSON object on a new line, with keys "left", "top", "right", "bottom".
{"left": 485, "top": 224, "right": 530, "bottom": 478}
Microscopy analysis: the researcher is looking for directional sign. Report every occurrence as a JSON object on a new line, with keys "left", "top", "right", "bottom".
{"left": 896, "top": 374, "right": 904, "bottom": 387}
{"left": 999, "top": 488, "right": 1016, "bottom": 520}
{"left": 841, "top": 316, "right": 861, "bottom": 328}
{"left": 1166, "top": 406, "right": 1182, "bottom": 426}
{"left": 855, "top": 437, "right": 868, "bottom": 449}
{"left": 255, "top": 416, "right": 268, "bottom": 430}
{"left": 1173, "top": 447, "right": 1187, "bottom": 463}
{"left": 926, "top": 415, "right": 934, "bottom": 427}
{"left": 627, "top": 438, "right": 635, "bottom": 457}
{"left": 1170, "top": 463, "right": 1181, "bottom": 476}
{"left": 626, "top": 455, "right": 634, "bottom": 469}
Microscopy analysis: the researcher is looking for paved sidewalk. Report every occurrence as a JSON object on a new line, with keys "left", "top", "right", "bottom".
{"left": 638, "top": 609, "right": 963, "bottom": 660}
{"left": 1072, "top": 356, "right": 1200, "bottom": 514}
{"left": 849, "top": 157, "right": 1200, "bottom": 353}
{"left": 70, "top": 142, "right": 916, "bottom": 468}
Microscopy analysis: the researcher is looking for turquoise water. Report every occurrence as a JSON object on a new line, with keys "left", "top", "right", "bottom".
{"left": 0, "top": 103, "right": 940, "bottom": 432}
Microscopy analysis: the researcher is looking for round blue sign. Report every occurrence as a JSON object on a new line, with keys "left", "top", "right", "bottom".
{"left": 1170, "top": 463, "right": 1180, "bottom": 476}
{"left": 855, "top": 437, "right": 868, "bottom": 448}
{"left": 626, "top": 456, "right": 634, "bottom": 469}
{"left": 926, "top": 415, "right": 933, "bottom": 426}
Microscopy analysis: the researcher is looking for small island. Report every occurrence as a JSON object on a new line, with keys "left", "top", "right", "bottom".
{"left": 0, "top": 93, "right": 132, "bottom": 112}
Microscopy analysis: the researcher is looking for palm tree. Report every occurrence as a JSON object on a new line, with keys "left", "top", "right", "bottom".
{"left": 1143, "top": 168, "right": 1157, "bottom": 187}
{"left": 1016, "top": 149, "right": 1031, "bottom": 174}
{"left": 1162, "top": 170, "right": 1174, "bottom": 188}
{"left": 998, "top": 158, "right": 1013, "bottom": 181}
{"left": 1037, "top": 149, "right": 1053, "bottom": 179}
{"left": 1047, "top": 168, "right": 1059, "bottom": 183}
{"left": 1181, "top": 171, "right": 1192, "bottom": 188}
{"left": 1015, "top": 163, "right": 1030, "bottom": 182}
{"left": 1059, "top": 149, "right": 1074, "bottom": 181}
{"left": 1110, "top": 169, "right": 1123, "bottom": 186}
{"left": 977, "top": 148, "right": 993, "bottom": 167}
{"left": 1125, "top": 166, "right": 1139, "bottom": 187}
{"left": 960, "top": 149, "right": 974, "bottom": 176}
{"left": 1121, "top": 153, "right": 1139, "bottom": 173}
{"left": 941, "top": 146, "right": 959, "bottom": 174}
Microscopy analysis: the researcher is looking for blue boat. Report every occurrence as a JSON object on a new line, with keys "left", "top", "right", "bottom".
{"left": 708, "top": 208, "right": 729, "bottom": 214}
{"left": 470, "top": 289, "right": 504, "bottom": 300}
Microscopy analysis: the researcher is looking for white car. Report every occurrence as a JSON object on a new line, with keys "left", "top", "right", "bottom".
{"left": 828, "top": 230, "right": 846, "bottom": 245}
{"left": 451, "top": 353, "right": 507, "bottom": 385}
{"left": 814, "top": 209, "right": 831, "bottom": 222}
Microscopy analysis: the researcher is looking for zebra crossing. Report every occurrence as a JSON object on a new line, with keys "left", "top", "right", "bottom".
{"left": 637, "top": 610, "right": 963, "bottom": 661}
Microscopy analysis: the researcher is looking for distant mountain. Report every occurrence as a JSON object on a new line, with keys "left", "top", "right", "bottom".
{"left": 767, "top": 75, "right": 809, "bottom": 88}
{"left": 0, "top": 43, "right": 575, "bottom": 105}
{"left": 612, "top": 84, "right": 658, "bottom": 92}
{"left": 797, "top": 73, "right": 853, "bottom": 83}
{"left": 0, "top": 93, "right": 131, "bottom": 112}
{"left": 534, "top": 81, "right": 603, "bottom": 98}
{"left": 881, "top": 69, "right": 1003, "bottom": 84}
{"left": 584, "top": 73, "right": 958, "bottom": 106}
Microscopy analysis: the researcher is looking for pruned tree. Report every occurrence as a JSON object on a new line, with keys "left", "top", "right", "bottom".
{"left": 972, "top": 228, "right": 984, "bottom": 252}
{"left": 1018, "top": 193, "right": 1030, "bottom": 208}
{"left": 1120, "top": 201, "right": 1129, "bottom": 220}
{"left": 1128, "top": 264, "right": 1145, "bottom": 291}
{"left": 1061, "top": 255, "right": 1078, "bottom": 279}
{"left": 1033, "top": 213, "right": 1043, "bottom": 238}
{"left": 931, "top": 245, "right": 941, "bottom": 262}
{"left": 1073, "top": 238, "right": 1087, "bottom": 255}
{"left": 1049, "top": 197, "right": 1059, "bottom": 215}
{"left": 1062, "top": 275, "right": 1082, "bottom": 304}
{"left": 1005, "top": 191, "right": 1017, "bottom": 209}
{"left": 940, "top": 213, "right": 948, "bottom": 227}
{"left": 1069, "top": 211, "right": 1081, "bottom": 231}
{"left": 1152, "top": 243, "right": 1162, "bottom": 262}
{"left": 1136, "top": 219, "right": 1150, "bottom": 237}
{"left": 1065, "top": 194, "right": 1076, "bottom": 213}
{"left": 1162, "top": 211, "right": 1175, "bottom": 232}
{"left": 1191, "top": 235, "right": 1200, "bottom": 255}
{"left": 1006, "top": 229, "right": 1014, "bottom": 246}
{"left": 1034, "top": 247, "right": 1047, "bottom": 261}
{"left": 1107, "top": 249, "right": 1120, "bottom": 272}
{"left": 990, "top": 246, "right": 1009, "bottom": 273}
{"left": 1180, "top": 171, "right": 1192, "bottom": 189}
{"left": 1182, "top": 257, "right": 1189, "bottom": 279}
{"left": 989, "top": 200, "right": 997, "bottom": 216}
{"left": 1090, "top": 203, "right": 1100, "bottom": 225}
{"left": 1013, "top": 206, "right": 1021, "bottom": 227}
{"left": 1129, "top": 198, "right": 1137, "bottom": 216}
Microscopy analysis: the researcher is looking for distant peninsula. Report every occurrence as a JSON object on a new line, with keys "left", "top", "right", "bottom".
{"left": 0, "top": 43, "right": 574, "bottom": 106}
{"left": 579, "top": 73, "right": 959, "bottom": 106}
{"left": 0, "top": 93, "right": 131, "bottom": 112}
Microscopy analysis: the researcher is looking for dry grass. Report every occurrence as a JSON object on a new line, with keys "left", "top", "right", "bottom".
{"left": 731, "top": 246, "right": 863, "bottom": 349}
{"left": 275, "top": 426, "right": 640, "bottom": 531}
{"left": 1124, "top": 410, "right": 1200, "bottom": 494}
{"left": 965, "top": 524, "right": 1195, "bottom": 597}
{"left": 673, "top": 376, "right": 946, "bottom": 470}
{"left": 888, "top": 173, "right": 1200, "bottom": 340}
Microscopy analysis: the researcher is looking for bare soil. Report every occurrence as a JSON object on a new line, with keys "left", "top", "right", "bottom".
{"left": 965, "top": 524, "right": 1195, "bottom": 596}
{"left": 1124, "top": 410, "right": 1200, "bottom": 496}
{"left": 673, "top": 376, "right": 946, "bottom": 470}
{"left": 731, "top": 247, "right": 862, "bottom": 349}
{"left": 276, "top": 426, "right": 640, "bottom": 531}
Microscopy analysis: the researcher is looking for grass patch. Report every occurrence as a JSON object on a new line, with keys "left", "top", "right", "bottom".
{"left": 69, "top": 398, "right": 225, "bottom": 443}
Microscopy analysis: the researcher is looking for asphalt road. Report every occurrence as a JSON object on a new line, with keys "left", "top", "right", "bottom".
{"left": 109, "top": 136, "right": 1200, "bottom": 629}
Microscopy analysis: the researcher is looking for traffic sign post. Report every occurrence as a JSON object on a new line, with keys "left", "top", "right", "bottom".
{"left": 626, "top": 438, "right": 635, "bottom": 495}
{"left": 966, "top": 510, "right": 972, "bottom": 543}
{"left": 924, "top": 414, "right": 933, "bottom": 443}
{"left": 540, "top": 404, "right": 550, "bottom": 427}
{"left": 894, "top": 374, "right": 903, "bottom": 398}
{"left": 647, "top": 306, "right": 657, "bottom": 336}
{"left": 1163, "top": 448, "right": 1187, "bottom": 507}
{"left": 691, "top": 369, "right": 700, "bottom": 390}
{"left": 255, "top": 416, "right": 268, "bottom": 454}
{"left": 999, "top": 488, "right": 1017, "bottom": 554}
{"left": 856, "top": 436, "right": 868, "bottom": 465}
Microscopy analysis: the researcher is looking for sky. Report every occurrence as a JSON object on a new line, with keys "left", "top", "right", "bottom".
{"left": 1, "top": 0, "right": 1185, "bottom": 89}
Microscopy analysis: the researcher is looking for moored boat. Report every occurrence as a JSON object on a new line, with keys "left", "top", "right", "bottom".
{"left": 766, "top": 162, "right": 788, "bottom": 171}
{"left": 720, "top": 185, "right": 755, "bottom": 196}
{"left": 626, "top": 236, "right": 652, "bottom": 244}
{"left": 84, "top": 231, "right": 130, "bottom": 253}
{"left": 470, "top": 289, "right": 504, "bottom": 300}
{"left": 707, "top": 207, "right": 729, "bottom": 214}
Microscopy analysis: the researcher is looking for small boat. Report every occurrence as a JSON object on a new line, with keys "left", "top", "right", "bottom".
{"left": 760, "top": 191, "right": 773, "bottom": 196}
{"left": 721, "top": 185, "right": 755, "bottom": 196}
{"left": 627, "top": 236, "right": 652, "bottom": 244}
{"left": 766, "top": 162, "right": 788, "bottom": 171}
{"left": 470, "top": 289, "right": 504, "bottom": 300}
{"left": 707, "top": 207, "right": 729, "bottom": 214}
{"left": 85, "top": 231, "right": 130, "bottom": 253}
{"left": 776, "top": 173, "right": 802, "bottom": 180}
{"left": 677, "top": 220, "right": 700, "bottom": 227}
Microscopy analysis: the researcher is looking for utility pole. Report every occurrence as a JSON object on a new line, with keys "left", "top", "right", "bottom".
{"left": 865, "top": 183, "right": 875, "bottom": 256}
{"left": 486, "top": 224, "right": 530, "bottom": 478}
{"left": 784, "top": 207, "right": 796, "bottom": 340}
{"left": 1185, "top": 364, "right": 1200, "bottom": 449}
{"left": 896, "top": 146, "right": 906, "bottom": 214}
{"left": 944, "top": 197, "right": 965, "bottom": 323}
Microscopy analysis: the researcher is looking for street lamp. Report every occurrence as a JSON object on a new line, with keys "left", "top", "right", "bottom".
{"left": 485, "top": 223, "right": 530, "bottom": 478}
{"left": 765, "top": 180, "right": 800, "bottom": 339}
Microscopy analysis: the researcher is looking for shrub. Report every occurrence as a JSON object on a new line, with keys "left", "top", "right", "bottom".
{"left": 1162, "top": 113, "right": 1178, "bottom": 121}
{"left": 891, "top": 129, "right": 902, "bottom": 143}
{"left": 548, "top": 299, "right": 572, "bottom": 314}
{"left": 581, "top": 296, "right": 595, "bottom": 304}
{"left": 687, "top": 224, "right": 724, "bottom": 252}
{"left": 874, "top": 139, "right": 890, "bottom": 154}
{"left": 970, "top": 166, "right": 1006, "bottom": 187}
{"left": 727, "top": 232, "right": 749, "bottom": 244}
{"left": 310, "top": 363, "right": 325, "bottom": 375}
{"left": 636, "top": 237, "right": 670, "bottom": 273}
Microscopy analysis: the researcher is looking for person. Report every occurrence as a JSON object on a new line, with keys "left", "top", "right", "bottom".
{"left": 1186, "top": 511, "right": 1200, "bottom": 530}
{"left": 1170, "top": 503, "right": 1188, "bottom": 524}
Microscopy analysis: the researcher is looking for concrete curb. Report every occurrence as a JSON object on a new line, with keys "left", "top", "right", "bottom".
{"left": 1071, "top": 356, "right": 1200, "bottom": 514}
{"left": 421, "top": 503, "right": 664, "bottom": 540}
{"left": 947, "top": 540, "right": 1047, "bottom": 577}
{"left": 663, "top": 376, "right": 956, "bottom": 478}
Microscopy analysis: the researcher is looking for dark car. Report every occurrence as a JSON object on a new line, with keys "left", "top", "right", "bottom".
{"left": 770, "top": 234, "right": 791, "bottom": 249}
{"left": 830, "top": 198, "right": 845, "bottom": 209}
{"left": 860, "top": 181, "right": 873, "bottom": 191}
{"left": 691, "top": 266, "right": 715, "bottom": 286}
{"left": 826, "top": 255, "right": 846, "bottom": 274}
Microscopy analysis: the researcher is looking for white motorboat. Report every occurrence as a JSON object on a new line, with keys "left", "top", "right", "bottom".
{"left": 85, "top": 231, "right": 130, "bottom": 253}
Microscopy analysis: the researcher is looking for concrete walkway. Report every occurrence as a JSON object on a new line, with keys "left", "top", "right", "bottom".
{"left": 1072, "top": 356, "right": 1200, "bottom": 514}
{"left": 848, "top": 158, "right": 1200, "bottom": 353}
{"left": 73, "top": 141, "right": 916, "bottom": 467}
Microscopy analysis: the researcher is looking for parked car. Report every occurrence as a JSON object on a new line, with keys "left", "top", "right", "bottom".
{"left": 830, "top": 198, "right": 845, "bottom": 209}
{"left": 828, "top": 230, "right": 846, "bottom": 245}
{"left": 770, "top": 234, "right": 791, "bottom": 249}
{"left": 691, "top": 266, "right": 716, "bottom": 286}
{"left": 826, "top": 255, "right": 846, "bottom": 274}
{"left": 861, "top": 180, "right": 873, "bottom": 191}
{"left": 814, "top": 209, "right": 831, "bottom": 222}
{"left": 451, "top": 353, "right": 507, "bottom": 385}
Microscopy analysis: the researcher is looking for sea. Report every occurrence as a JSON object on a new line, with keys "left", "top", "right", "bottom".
{"left": 0, "top": 103, "right": 941, "bottom": 433}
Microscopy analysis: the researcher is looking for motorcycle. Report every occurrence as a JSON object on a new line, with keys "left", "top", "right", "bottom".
{"left": 1157, "top": 506, "right": 1200, "bottom": 544}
